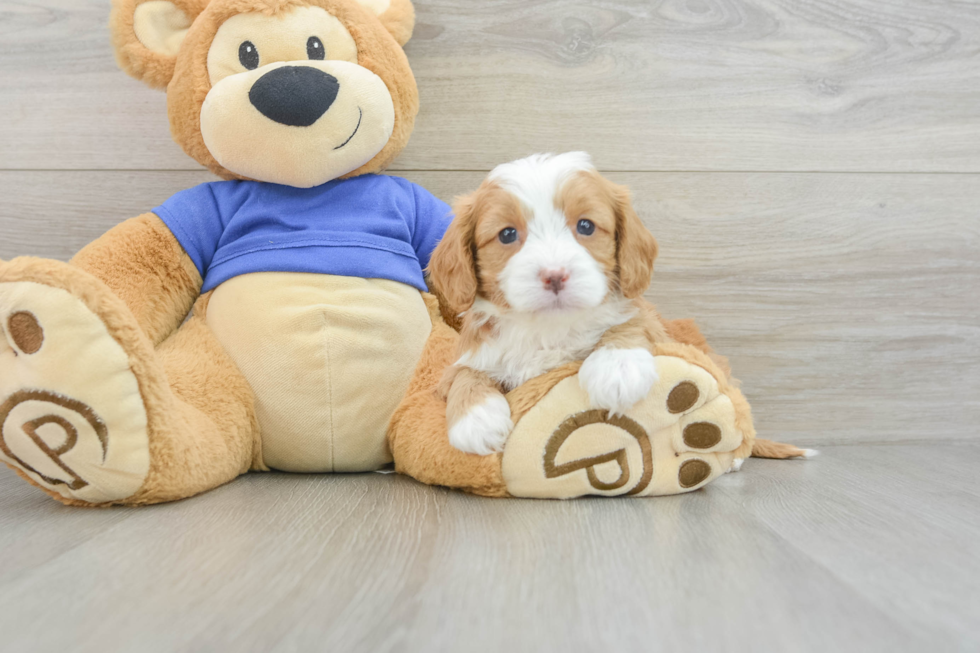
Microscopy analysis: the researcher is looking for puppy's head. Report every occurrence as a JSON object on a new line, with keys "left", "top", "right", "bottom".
{"left": 429, "top": 152, "right": 658, "bottom": 316}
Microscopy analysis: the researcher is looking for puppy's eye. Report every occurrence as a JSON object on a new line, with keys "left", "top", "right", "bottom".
{"left": 577, "top": 219, "right": 595, "bottom": 236}
{"left": 307, "top": 36, "right": 325, "bottom": 60}
{"left": 239, "top": 41, "right": 259, "bottom": 70}
{"left": 498, "top": 227, "right": 518, "bottom": 244}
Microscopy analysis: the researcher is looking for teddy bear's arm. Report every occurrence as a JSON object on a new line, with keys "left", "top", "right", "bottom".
{"left": 70, "top": 213, "right": 202, "bottom": 346}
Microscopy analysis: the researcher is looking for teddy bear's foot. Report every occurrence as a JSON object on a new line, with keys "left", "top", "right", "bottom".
{"left": 501, "top": 352, "right": 750, "bottom": 498}
{"left": 0, "top": 259, "right": 153, "bottom": 504}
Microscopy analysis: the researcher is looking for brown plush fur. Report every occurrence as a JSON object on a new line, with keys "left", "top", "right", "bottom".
{"left": 506, "top": 361, "right": 581, "bottom": 425}
{"left": 378, "top": 0, "right": 415, "bottom": 47}
{"left": 71, "top": 214, "right": 202, "bottom": 347}
{"left": 388, "top": 301, "right": 764, "bottom": 496}
{"left": 110, "top": 0, "right": 211, "bottom": 90}
{"left": 0, "top": 0, "right": 422, "bottom": 506}
{"left": 140, "top": 294, "right": 263, "bottom": 502}
{"left": 1, "top": 0, "right": 423, "bottom": 506}
{"left": 388, "top": 297, "right": 509, "bottom": 497}
{"left": 0, "top": 257, "right": 259, "bottom": 506}
{"left": 145, "top": 0, "right": 419, "bottom": 181}
{"left": 653, "top": 339, "right": 757, "bottom": 462}
{"left": 419, "top": 175, "right": 764, "bottom": 482}
{"left": 751, "top": 439, "right": 810, "bottom": 459}
{"left": 662, "top": 318, "right": 790, "bottom": 459}
{"left": 3, "top": 0, "right": 788, "bottom": 504}
{"left": 111, "top": 0, "right": 418, "bottom": 180}
{"left": 663, "top": 317, "right": 732, "bottom": 378}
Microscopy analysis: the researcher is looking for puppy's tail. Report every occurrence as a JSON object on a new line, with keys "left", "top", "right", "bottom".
{"left": 751, "top": 439, "right": 818, "bottom": 460}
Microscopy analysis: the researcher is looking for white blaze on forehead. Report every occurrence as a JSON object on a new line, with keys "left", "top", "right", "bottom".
{"left": 490, "top": 152, "right": 596, "bottom": 250}
{"left": 488, "top": 152, "right": 595, "bottom": 214}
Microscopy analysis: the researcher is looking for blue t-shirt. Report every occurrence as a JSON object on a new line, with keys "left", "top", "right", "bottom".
{"left": 152, "top": 175, "right": 453, "bottom": 293}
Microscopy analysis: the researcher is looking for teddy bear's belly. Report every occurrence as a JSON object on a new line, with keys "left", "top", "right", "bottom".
{"left": 205, "top": 272, "right": 431, "bottom": 473}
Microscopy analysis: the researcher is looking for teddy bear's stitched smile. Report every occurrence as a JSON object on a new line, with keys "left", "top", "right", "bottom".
{"left": 334, "top": 107, "right": 363, "bottom": 150}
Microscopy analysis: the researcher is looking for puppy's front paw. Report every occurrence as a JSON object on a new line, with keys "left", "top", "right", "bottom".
{"left": 579, "top": 347, "right": 659, "bottom": 416}
{"left": 448, "top": 394, "right": 514, "bottom": 455}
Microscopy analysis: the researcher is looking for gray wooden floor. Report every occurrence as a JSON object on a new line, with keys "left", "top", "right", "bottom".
{"left": 2, "top": 445, "right": 978, "bottom": 652}
{"left": 1, "top": 0, "right": 979, "bottom": 651}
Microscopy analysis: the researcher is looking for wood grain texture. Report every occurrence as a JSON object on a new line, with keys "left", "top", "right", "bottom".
{"left": 0, "top": 444, "right": 976, "bottom": 652}
{"left": 2, "top": 170, "right": 977, "bottom": 445}
{"left": 714, "top": 443, "right": 980, "bottom": 646}
{"left": 2, "top": 0, "right": 978, "bottom": 650}
{"left": 2, "top": 0, "right": 980, "bottom": 172}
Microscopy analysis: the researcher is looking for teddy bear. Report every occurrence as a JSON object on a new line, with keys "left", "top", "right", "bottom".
{"left": 0, "top": 0, "right": 806, "bottom": 507}
{"left": 0, "top": 0, "right": 448, "bottom": 506}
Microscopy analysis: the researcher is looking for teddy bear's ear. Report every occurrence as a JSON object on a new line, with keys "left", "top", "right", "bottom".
{"left": 110, "top": 0, "right": 210, "bottom": 89}
{"left": 354, "top": 0, "right": 416, "bottom": 47}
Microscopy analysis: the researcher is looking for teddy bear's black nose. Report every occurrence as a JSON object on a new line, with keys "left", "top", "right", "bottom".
{"left": 248, "top": 66, "right": 340, "bottom": 127}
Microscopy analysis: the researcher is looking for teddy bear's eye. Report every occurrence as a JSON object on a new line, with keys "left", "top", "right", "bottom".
{"left": 239, "top": 41, "right": 259, "bottom": 70}
{"left": 307, "top": 36, "right": 325, "bottom": 61}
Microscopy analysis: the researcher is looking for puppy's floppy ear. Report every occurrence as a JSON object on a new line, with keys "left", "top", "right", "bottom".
{"left": 354, "top": 0, "right": 416, "bottom": 47}
{"left": 110, "top": 0, "right": 209, "bottom": 89}
{"left": 428, "top": 192, "right": 480, "bottom": 315}
{"left": 612, "top": 182, "right": 659, "bottom": 298}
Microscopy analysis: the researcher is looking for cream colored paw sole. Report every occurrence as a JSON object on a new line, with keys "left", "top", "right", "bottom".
{"left": 502, "top": 355, "right": 742, "bottom": 499}
{"left": 0, "top": 281, "right": 150, "bottom": 503}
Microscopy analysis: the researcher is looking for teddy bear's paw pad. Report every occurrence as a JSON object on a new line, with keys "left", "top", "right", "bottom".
{"left": 0, "top": 281, "right": 150, "bottom": 503}
{"left": 501, "top": 355, "right": 742, "bottom": 498}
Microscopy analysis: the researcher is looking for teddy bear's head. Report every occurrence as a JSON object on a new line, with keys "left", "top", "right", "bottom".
{"left": 110, "top": 0, "right": 418, "bottom": 188}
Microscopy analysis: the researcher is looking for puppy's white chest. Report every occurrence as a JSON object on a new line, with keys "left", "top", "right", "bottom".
{"left": 471, "top": 331, "right": 592, "bottom": 390}
{"left": 460, "top": 302, "right": 634, "bottom": 391}
{"left": 504, "top": 335, "right": 592, "bottom": 388}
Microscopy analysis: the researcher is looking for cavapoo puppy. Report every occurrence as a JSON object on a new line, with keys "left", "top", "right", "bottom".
{"left": 429, "top": 152, "right": 672, "bottom": 455}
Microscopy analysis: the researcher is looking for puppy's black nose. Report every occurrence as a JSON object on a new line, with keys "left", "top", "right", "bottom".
{"left": 248, "top": 66, "right": 339, "bottom": 127}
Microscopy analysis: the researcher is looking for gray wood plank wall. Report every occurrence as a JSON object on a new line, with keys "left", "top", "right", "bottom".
{"left": 1, "top": 0, "right": 978, "bottom": 450}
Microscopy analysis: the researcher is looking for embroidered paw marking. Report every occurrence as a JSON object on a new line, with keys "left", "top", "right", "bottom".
{"left": 0, "top": 273, "right": 150, "bottom": 503}
{"left": 667, "top": 380, "right": 699, "bottom": 413}
{"left": 542, "top": 410, "right": 653, "bottom": 494}
{"left": 0, "top": 390, "right": 107, "bottom": 491}
{"left": 7, "top": 311, "right": 44, "bottom": 354}
{"left": 678, "top": 458, "right": 712, "bottom": 488}
{"left": 501, "top": 354, "right": 746, "bottom": 498}
{"left": 683, "top": 422, "right": 722, "bottom": 449}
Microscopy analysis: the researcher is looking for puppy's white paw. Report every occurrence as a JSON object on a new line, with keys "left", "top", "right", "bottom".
{"left": 580, "top": 347, "right": 659, "bottom": 416}
{"left": 448, "top": 394, "right": 514, "bottom": 455}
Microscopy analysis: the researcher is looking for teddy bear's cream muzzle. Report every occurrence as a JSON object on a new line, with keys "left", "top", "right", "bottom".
{"left": 200, "top": 60, "right": 395, "bottom": 188}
